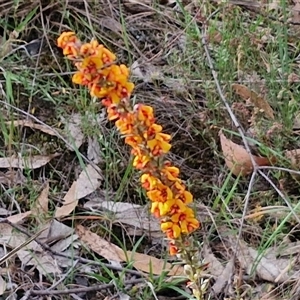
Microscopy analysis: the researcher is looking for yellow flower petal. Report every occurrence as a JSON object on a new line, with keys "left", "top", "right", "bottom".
{"left": 161, "top": 165, "right": 180, "bottom": 181}
{"left": 172, "top": 224, "right": 181, "bottom": 238}
{"left": 180, "top": 220, "right": 188, "bottom": 233}
{"left": 161, "top": 221, "right": 173, "bottom": 231}
{"left": 181, "top": 190, "right": 193, "bottom": 204}
{"left": 72, "top": 72, "right": 85, "bottom": 84}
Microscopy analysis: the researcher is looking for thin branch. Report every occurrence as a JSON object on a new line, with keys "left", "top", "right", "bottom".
{"left": 258, "top": 165, "right": 300, "bottom": 175}
{"left": 31, "top": 277, "right": 149, "bottom": 296}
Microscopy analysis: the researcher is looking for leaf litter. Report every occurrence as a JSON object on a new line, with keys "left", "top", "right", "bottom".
{"left": 0, "top": 220, "right": 80, "bottom": 276}
{"left": 76, "top": 224, "right": 183, "bottom": 276}
{"left": 0, "top": 153, "right": 60, "bottom": 169}
{"left": 232, "top": 83, "right": 274, "bottom": 120}
{"left": 227, "top": 236, "right": 299, "bottom": 283}
{"left": 84, "top": 200, "right": 162, "bottom": 237}
{"left": 61, "top": 113, "right": 85, "bottom": 150}
{"left": 219, "top": 131, "right": 272, "bottom": 176}
{"left": 5, "top": 120, "right": 59, "bottom": 136}
{"left": 55, "top": 164, "right": 103, "bottom": 218}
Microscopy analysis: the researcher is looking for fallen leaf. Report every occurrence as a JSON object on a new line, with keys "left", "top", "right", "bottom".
{"left": 267, "top": 241, "right": 300, "bottom": 259}
{"left": 220, "top": 131, "right": 271, "bottom": 176}
{"left": 85, "top": 200, "right": 162, "bottom": 237}
{"left": 0, "top": 153, "right": 60, "bottom": 169}
{"left": 293, "top": 113, "right": 300, "bottom": 131}
{"left": 76, "top": 224, "right": 183, "bottom": 276}
{"left": 42, "top": 219, "right": 74, "bottom": 243}
{"left": 6, "top": 120, "right": 58, "bottom": 136}
{"left": 62, "top": 113, "right": 85, "bottom": 150}
{"left": 34, "top": 220, "right": 80, "bottom": 267}
{"left": 288, "top": 73, "right": 300, "bottom": 85}
{"left": 202, "top": 244, "right": 225, "bottom": 278}
{"left": 87, "top": 136, "right": 102, "bottom": 164}
{"left": 232, "top": 83, "right": 274, "bottom": 119}
{"left": 119, "top": 293, "right": 130, "bottom": 300}
{"left": 7, "top": 211, "right": 32, "bottom": 224}
{"left": 123, "top": 0, "right": 152, "bottom": 13}
{"left": 212, "top": 258, "right": 234, "bottom": 294}
{"left": 100, "top": 16, "right": 123, "bottom": 34}
{"left": 32, "top": 183, "right": 49, "bottom": 217}
{"left": 266, "top": 0, "right": 280, "bottom": 10}
{"left": 55, "top": 165, "right": 103, "bottom": 218}
{"left": 55, "top": 181, "right": 77, "bottom": 219}
{"left": 228, "top": 236, "right": 297, "bottom": 283}
{"left": 0, "top": 224, "right": 61, "bottom": 275}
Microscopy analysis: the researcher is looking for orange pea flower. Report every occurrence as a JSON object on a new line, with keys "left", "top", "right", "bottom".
{"left": 147, "top": 183, "right": 173, "bottom": 203}
{"left": 141, "top": 173, "right": 160, "bottom": 190}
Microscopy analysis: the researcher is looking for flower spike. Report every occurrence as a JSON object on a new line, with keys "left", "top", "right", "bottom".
{"left": 57, "top": 32, "right": 205, "bottom": 299}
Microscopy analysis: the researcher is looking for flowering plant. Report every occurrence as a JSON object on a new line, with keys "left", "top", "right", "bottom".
{"left": 57, "top": 32, "right": 206, "bottom": 299}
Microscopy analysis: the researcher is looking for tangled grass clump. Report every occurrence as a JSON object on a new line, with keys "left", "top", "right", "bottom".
{"left": 57, "top": 32, "right": 206, "bottom": 299}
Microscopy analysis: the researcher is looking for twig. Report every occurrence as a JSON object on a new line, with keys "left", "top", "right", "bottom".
{"left": 19, "top": 289, "right": 33, "bottom": 300}
{"left": 46, "top": 260, "right": 79, "bottom": 291}
{"left": 0, "top": 227, "right": 47, "bottom": 265}
{"left": 30, "top": 277, "right": 150, "bottom": 296}
{"left": 258, "top": 165, "right": 300, "bottom": 176}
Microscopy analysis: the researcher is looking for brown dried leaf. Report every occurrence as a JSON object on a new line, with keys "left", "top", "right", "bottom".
{"left": 123, "top": 0, "right": 152, "bottom": 13}
{"left": 6, "top": 120, "right": 58, "bottom": 136}
{"left": 36, "top": 183, "right": 49, "bottom": 214}
{"left": 42, "top": 220, "right": 74, "bottom": 243}
{"left": 100, "top": 17, "right": 123, "bottom": 34}
{"left": 0, "top": 153, "right": 60, "bottom": 169}
{"left": 220, "top": 131, "right": 271, "bottom": 176}
{"left": 202, "top": 244, "right": 225, "bottom": 277}
{"left": 6, "top": 211, "right": 32, "bottom": 224}
{"left": 131, "top": 60, "right": 163, "bottom": 83}
{"left": 55, "top": 165, "right": 103, "bottom": 218}
{"left": 76, "top": 224, "right": 183, "bottom": 276}
{"left": 293, "top": 113, "right": 300, "bottom": 131}
{"left": 232, "top": 83, "right": 274, "bottom": 119}
{"left": 55, "top": 181, "right": 77, "bottom": 219}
